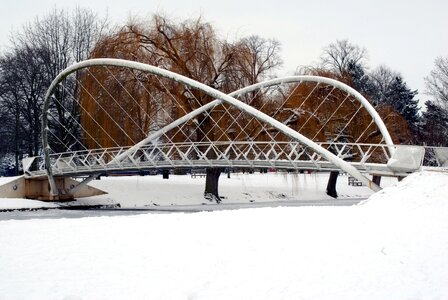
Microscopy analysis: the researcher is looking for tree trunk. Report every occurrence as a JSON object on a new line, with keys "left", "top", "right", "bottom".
{"left": 14, "top": 105, "right": 19, "bottom": 176}
{"left": 326, "top": 171, "right": 339, "bottom": 198}
{"left": 14, "top": 151, "right": 19, "bottom": 176}
{"left": 204, "top": 167, "right": 222, "bottom": 203}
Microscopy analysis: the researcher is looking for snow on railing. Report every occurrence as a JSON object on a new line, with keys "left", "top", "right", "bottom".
{"left": 25, "top": 142, "right": 448, "bottom": 178}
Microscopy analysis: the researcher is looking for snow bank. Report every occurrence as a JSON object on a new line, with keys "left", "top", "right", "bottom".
{"left": 0, "top": 198, "right": 58, "bottom": 210}
{"left": 362, "top": 170, "right": 448, "bottom": 209}
{"left": 0, "top": 171, "right": 446, "bottom": 299}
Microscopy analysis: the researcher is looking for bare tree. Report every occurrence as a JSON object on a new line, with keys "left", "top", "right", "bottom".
{"left": 421, "top": 56, "right": 448, "bottom": 146}
{"left": 0, "top": 7, "right": 108, "bottom": 173}
{"left": 16, "top": 7, "right": 109, "bottom": 84}
{"left": 16, "top": 8, "right": 109, "bottom": 152}
{"left": 232, "top": 35, "right": 282, "bottom": 86}
{"left": 0, "top": 47, "right": 46, "bottom": 165}
{"left": 425, "top": 56, "right": 448, "bottom": 111}
{"left": 320, "top": 39, "right": 368, "bottom": 75}
{"left": 0, "top": 64, "right": 18, "bottom": 166}
{"left": 369, "top": 65, "right": 400, "bottom": 106}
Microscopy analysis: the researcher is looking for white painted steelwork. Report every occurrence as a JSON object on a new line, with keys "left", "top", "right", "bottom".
{"left": 28, "top": 142, "right": 447, "bottom": 179}
{"left": 42, "top": 59, "right": 396, "bottom": 195}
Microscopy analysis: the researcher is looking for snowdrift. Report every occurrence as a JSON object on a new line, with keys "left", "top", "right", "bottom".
{"left": 0, "top": 171, "right": 447, "bottom": 299}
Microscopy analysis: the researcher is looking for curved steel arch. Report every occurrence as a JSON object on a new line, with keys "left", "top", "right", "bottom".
{"left": 122, "top": 76, "right": 394, "bottom": 151}
{"left": 112, "top": 76, "right": 395, "bottom": 168}
{"left": 42, "top": 58, "right": 382, "bottom": 195}
{"left": 229, "top": 76, "right": 394, "bottom": 148}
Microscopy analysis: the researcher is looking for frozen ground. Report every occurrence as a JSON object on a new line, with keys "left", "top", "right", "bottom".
{"left": 86, "top": 172, "right": 390, "bottom": 207}
{"left": 0, "top": 171, "right": 447, "bottom": 299}
{"left": 0, "top": 172, "right": 397, "bottom": 210}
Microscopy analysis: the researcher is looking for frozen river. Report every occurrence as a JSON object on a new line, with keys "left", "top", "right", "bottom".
{"left": 1, "top": 172, "right": 387, "bottom": 220}
{"left": 0, "top": 198, "right": 366, "bottom": 221}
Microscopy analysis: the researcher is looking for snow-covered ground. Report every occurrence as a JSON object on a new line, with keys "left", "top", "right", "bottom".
{"left": 0, "top": 198, "right": 59, "bottom": 210}
{"left": 0, "top": 171, "right": 447, "bottom": 299}
{"left": 0, "top": 172, "right": 397, "bottom": 210}
{"left": 86, "top": 172, "right": 391, "bottom": 207}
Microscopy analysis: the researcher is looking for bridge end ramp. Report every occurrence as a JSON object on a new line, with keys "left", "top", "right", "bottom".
{"left": 0, "top": 176, "right": 107, "bottom": 201}
{"left": 387, "top": 146, "right": 425, "bottom": 173}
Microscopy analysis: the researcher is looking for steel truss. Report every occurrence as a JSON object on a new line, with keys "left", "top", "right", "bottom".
{"left": 36, "top": 58, "right": 447, "bottom": 196}
{"left": 26, "top": 142, "right": 447, "bottom": 179}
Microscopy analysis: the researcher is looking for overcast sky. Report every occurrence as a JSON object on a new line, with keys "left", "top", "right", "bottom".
{"left": 1, "top": 0, "right": 447, "bottom": 105}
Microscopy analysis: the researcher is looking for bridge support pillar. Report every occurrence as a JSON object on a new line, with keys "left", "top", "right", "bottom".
{"left": 204, "top": 167, "right": 222, "bottom": 203}
{"left": 372, "top": 175, "right": 382, "bottom": 187}
{"left": 326, "top": 171, "right": 339, "bottom": 198}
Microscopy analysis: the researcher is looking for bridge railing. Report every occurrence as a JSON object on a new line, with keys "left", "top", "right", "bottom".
{"left": 19, "top": 141, "right": 404, "bottom": 176}
{"left": 25, "top": 142, "right": 447, "bottom": 178}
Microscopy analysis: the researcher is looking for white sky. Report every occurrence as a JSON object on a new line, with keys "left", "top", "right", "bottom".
{"left": 1, "top": 0, "right": 447, "bottom": 105}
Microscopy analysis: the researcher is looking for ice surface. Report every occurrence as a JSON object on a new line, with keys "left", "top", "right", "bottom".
{"left": 82, "top": 172, "right": 394, "bottom": 207}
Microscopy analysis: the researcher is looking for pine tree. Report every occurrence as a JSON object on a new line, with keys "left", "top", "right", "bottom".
{"left": 420, "top": 101, "right": 448, "bottom": 146}
{"left": 384, "top": 76, "right": 420, "bottom": 131}
{"left": 346, "top": 60, "right": 375, "bottom": 99}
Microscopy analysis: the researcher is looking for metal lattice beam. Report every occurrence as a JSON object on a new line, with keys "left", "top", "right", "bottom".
{"left": 41, "top": 58, "right": 398, "bottom": 195}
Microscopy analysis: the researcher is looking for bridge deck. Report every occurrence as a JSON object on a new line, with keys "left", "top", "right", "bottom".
{"left": 24, "top": 142, "right": 446, "bottom": 179}
{"left": 26, "top": 158, "right": 403, "bottom": 178}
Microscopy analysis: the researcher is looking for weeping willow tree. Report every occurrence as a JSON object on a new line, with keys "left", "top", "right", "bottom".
{"left": 285, "top": 68, "right": 413, "bottom": 197}
{"left": 78, "top": 14, "right": 282, "bottom": 202}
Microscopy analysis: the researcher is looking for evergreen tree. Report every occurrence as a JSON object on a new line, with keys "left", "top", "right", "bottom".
{"left": 368, "top": 65, "right": 400, "bottom": 106}
{"left": 346, "top": 60, "right": 375, "bottom": 99}
{"left": 384, "top": 76, "right": 420, "bottom": 131}
{"left": 420, "top": 101, "right": 448, "bottom": 146}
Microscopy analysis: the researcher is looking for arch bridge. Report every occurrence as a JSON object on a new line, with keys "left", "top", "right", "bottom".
{"left": 16, "top": 59, "right": 448, "bottom": 200}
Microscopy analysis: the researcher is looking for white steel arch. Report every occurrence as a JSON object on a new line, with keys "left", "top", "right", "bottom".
{"left": 229, "top": 77, "right": 394, "bottom": 149}
{"left": 111, "top": 77, "right": 395, "bottom": 167}
{"left": 42, "top": 58, "right": 383, "bottom": 195}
